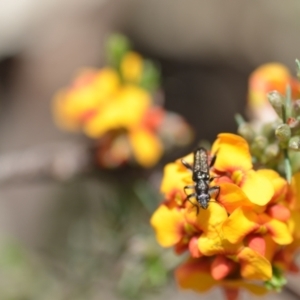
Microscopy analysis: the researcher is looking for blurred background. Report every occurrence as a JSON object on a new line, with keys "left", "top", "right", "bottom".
{"left": 1, "top": 0, "right": 300, "bottom": 299}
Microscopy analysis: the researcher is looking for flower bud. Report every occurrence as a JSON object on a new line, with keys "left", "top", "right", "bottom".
{"left": 237, "top": 123, "right": 255, "bottom": 142}
{"left": 275, "top": 124, "right": 291, "bottom": 145}
{"left": 251, "top": 135, "right": 268, "bottom": 158}
{"left": 287, "top": 117, "right": 300, "bottom": 133}
{"left": 267, "top": 91, "right": 285, "bottom": 119}
{"left": 263, "top": 143, "right": 280, "bottom": 163}
{"left": 288, "top": 136, "right": 300, "bottom": 151}
{"left": 293, "top": 99, "right": 300, "bottom": 116}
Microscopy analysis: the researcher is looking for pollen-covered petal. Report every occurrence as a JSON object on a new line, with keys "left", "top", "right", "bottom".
{"left": 175, "top": 258, "right": 215, "bottom": 292}
{"left": 160, "top": 163, "right": 191, "bottom": 195}
{"left": 211, "top": 133, "right": 252, "bottom": 172}
{"left": 222, "top": 207, "right": 259, "bottom": 244}
{"left": 240, "top": 170, "right": 274, "bottom": 206}
{"left": 237, "top": 247, "right": 272, "bottom": 280}
{"left": 150, "top": 205, "right": 185, "bottom": 247}
{"left": 218, "top": 182, "right": 254, "bottom": 213}
{"left": 211, "top": 255, "right": 236, "bottom": 280}
{"left": 264, "top": 216, "right": 293, "bottom": 245}
{"left": 128, "top": 129, "right": 163, "bottom": 167}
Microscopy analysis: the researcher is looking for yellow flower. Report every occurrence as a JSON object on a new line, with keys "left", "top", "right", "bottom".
{"left": 52, "top": 43, "right": 193, "bottom": 168}
{"left": 53, "top": 68, "right": 119, "bottom": 131}
{"left": 248, "top": 63, "right": 300, "bottom": 110}
{"left": 248, "top": 63, "right": 300, "bottom": 122}
{"left": 120, "top": 51, "right": 143, "bottom": 83}
{"left": 175, "top": 257, "right": 268, "bottom": 300}
{"left": 151, "top": 132, "right": 299, "bottom": 296}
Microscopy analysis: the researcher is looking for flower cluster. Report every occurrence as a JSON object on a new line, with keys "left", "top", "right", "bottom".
{"left": 236, "top": 62, "right": 300, "bottom": 178}
{"left": 248, "top": 62, "right": 300, "bottom": 123}
{"left": 52, "top": 34, "right": 193, "bottom": 168}
{"left": 151, "top": 133, "right": 300, "bottom": 299}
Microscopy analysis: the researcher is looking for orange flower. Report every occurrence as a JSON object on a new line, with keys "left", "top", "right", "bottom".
{"left": 151, "top": 132, "right": 298, "bottom": 298}
{"left": 248, "top": 63, "right": 300, "bottom": 122}
{"left": 175, "top": 257, "right": 268, "bottom": 300}
{"left": 53, "top": 48, "right": 193, "bottom": 168}
{"left": 53, "top": 68, "right": 119, "bottom": 131}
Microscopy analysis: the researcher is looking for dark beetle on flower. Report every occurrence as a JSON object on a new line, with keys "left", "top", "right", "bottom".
{"left": 181, "top": 147, "right": 220, "bottom": 214}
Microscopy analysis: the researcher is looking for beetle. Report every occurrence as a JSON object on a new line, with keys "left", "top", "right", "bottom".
{"left": 181, "top": 147, "right": 220, "bottom": 214}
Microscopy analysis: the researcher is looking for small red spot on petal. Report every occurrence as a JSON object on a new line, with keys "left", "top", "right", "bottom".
{"left": 247, "top": 234, "right": 266, "bottom": 256}
{"left": 188, "top": 237, "right": 202, "bottom": 258}
{"left": 79, "top": 109, "right": 98, "bottom": 123}
{"left": 266, "top": 204, "right": 291, "bottom": 222}
{"left": 211, "top": 255, "right": 235, "bottom": 280}
{"left": 140, "top": 107, "right": 165, "bottom": 131}
{"left": 174, "top": 241, "right": 188, "bottom": 255}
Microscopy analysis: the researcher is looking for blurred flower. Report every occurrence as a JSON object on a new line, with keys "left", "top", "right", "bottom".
{"left": 248, "top": 63, "right": 300, "bottom": 123}
{"left": 52, "top": 34, "right": 193, "bottom": 168}
{"left": 151, "top": 133, "right": 299, "bottom": 299}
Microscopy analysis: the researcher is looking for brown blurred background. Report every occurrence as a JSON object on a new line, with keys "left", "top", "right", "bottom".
{"left": 0, "top": 0, "right": 300, "bottom": 299}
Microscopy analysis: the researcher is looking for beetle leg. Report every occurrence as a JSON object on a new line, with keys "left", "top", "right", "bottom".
{"left": 186, "top": 193, "right": 200, "bottom": 215}
{"left": 184, "top": 185, "right": 195, "bottom": 195}
{"left": 209, "top": 148, "right": 219, "bottom": 168}
{"left": 208, "top": 186, "right": 220, "bottom": 200}
{"left": 182, "top": 159, "right": 193, "bottom": 171}
{"left": 209, "top": 176, "right": 220, "bottom": 182}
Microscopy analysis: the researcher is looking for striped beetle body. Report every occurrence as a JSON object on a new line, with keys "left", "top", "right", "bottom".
{"left": 182, "top": 147, "right": 220, "bottom": 214}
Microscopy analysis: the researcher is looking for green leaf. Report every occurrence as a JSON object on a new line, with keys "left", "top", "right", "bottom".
{"left": 264, "top": 266, "right": 287, "bottom": 292}
{"left": 139, "top": 60, "right": 161, "bottom": 92}
{"left": 106, "top": 33, "right": 131, "bottom": 69}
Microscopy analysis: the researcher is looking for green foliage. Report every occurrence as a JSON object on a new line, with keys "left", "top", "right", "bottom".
{"left": 106, "top": 33, "right": 131, "bottom": 69}
{"left": 139, "top": 60, "right": 161, "bottom": 92}
{"left": 264, "top": 266, "right": 287, "bottom": 292}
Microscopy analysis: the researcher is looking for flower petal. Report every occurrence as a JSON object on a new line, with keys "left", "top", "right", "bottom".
{"left": 266, "top": 204, "right": 290, "bottom": 222}
{"left": 175, "top": 258, "right": 215, "bottom": 292}
{"left": 197, "top": 203, "right": 242, "bottom": 256}
{"left": 217, "top": 182, "right": 254, "bottom": 213}
{"left": 238, "top": 247, "right": 272, "bottom": 280}
{"left": 257, "top": 169, "right": 287, "bottom": 204}
{"left": 84, "top": 85, "right": 151, "bottom": 137}
{"left": 223, "top": 280, "right": 268, "bottom": 296}
{"left": 160, "top": 162, "right": 191, "bottom": 195}
{"left": 188, "top": 237, "right": 202, "bottom": 258}
{"left": 222, "top": 207, "right": 259, "bottom": 244}
{"left": 248, "top": 63, "right": 291, "bottom": 108}
{"left": 240, "top": 170, "right": 274, "bottom": 206}
{"left": 264, "top": 216, "right": 293, "bottom": 245}
{"left": 211, "top": 255, "right": 236, "bottom": 280}
{"left": 246, "top": 234, "right": 266, "bottom": 256}
{"left": 193, "top": 202, "right": 228, "bottom": 232}
{"left": 150, "top": 205, "right": 185, "bottom": 247}
{"left": 211, "top": 133, "right": 252, "bottom": 172}
{"left": 120, "top": 51, "right": 143, "bottom": 83}
{"left": 289, "top": 172, "right": 300, "bottom": 209}
{"left": 128, "top": 129, "right": 163, "bottom": 167}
